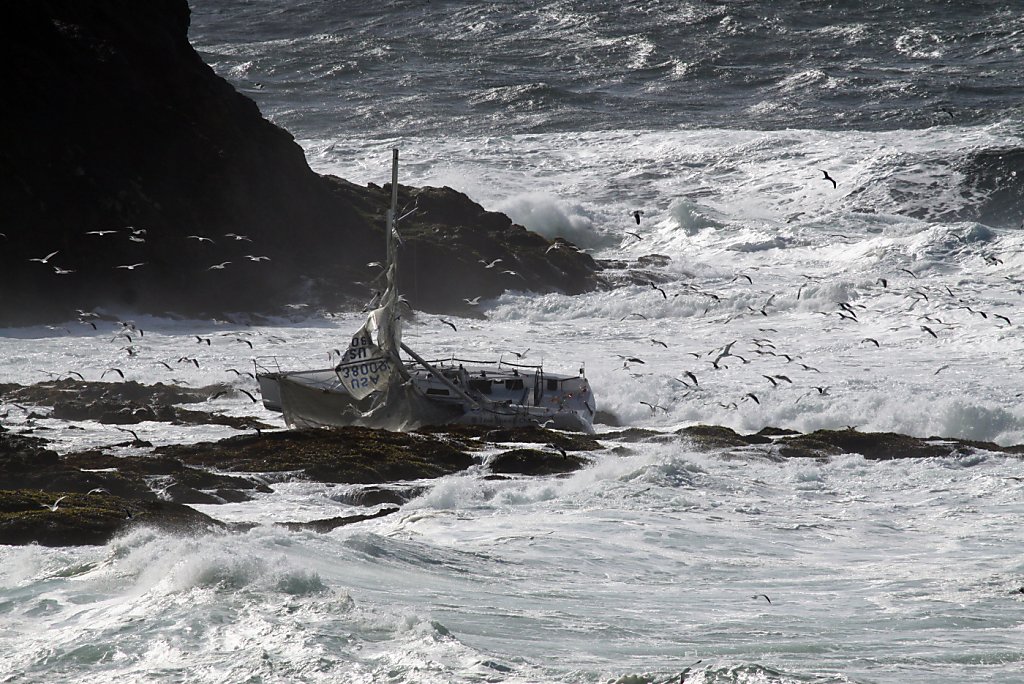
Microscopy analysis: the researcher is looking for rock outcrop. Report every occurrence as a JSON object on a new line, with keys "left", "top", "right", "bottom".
{"left": 0, "top": 0, "right": 601, "bottom": 324}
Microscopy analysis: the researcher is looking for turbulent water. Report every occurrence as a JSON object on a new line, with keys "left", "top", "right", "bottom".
{"left": 3, "top": 2, "right": 1024, "bottom": 682}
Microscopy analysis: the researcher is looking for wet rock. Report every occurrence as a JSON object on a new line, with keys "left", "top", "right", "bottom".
{"left": 0, "top": 429, "right": 152, "bottom": 499}
{"left": 773, "top": 429, "right": 1024, "bottom": 460}
{"left": 63, "top": 451, "right": 272, "bottom": 502}
{"left": 156, "top": 426, "right": 478, "bottom": 484}
{"left": 333, "top": 485, "right": 427, "bottom": 507}
{"left": 675, "top": 424, "right": 772, "bottom": 449}
{"left": 489, "top": 448, "right": 589, "bottom": 476}
{"left": 418, "top": 424, "right": 602, "bottom": 452}
{"left": 636, "top": 254, "right": 673, "bottom": 268}
{"left": 0, "top": 489, "right": 224, "bottom": 546}
{"left": 754, "top": 427, "right": 799, "bottom": 438}
{"left": 2, "top": 379, "right": 275, "bottom": 430}
{"left": 276, "top": 506, "right": 399, "bottom": 533}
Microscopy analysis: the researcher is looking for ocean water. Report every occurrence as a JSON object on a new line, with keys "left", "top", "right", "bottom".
{"left": 3, "top": 1, "right": 1024, "bottom": 681}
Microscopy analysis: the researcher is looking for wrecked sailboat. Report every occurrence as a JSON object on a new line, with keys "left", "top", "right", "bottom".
{"left": 256, "top": 150, "right": 597, "bottom": 434}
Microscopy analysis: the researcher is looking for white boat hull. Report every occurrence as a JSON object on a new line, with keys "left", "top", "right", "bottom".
{"left": 258, "top": 361, "right": 596, "bottom": 434}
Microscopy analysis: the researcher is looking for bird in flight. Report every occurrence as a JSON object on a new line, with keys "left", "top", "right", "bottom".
{"left": 116, "top": 262, "right": 146, "bottom": 270}
{"left": 463, "top": 296, "right": 481, "bottom": 306}
{"left": 29, "top": 250, "right": 60, "bottom": 264}
{"left": 439, "top": 318, "right": 458, "bottom": 332}
{"left": 479, "top": 258, "right": 503, "bottom": 269}
{"left": 208, "top": 261, "right": 231, "bottom": 270}
{"left": 115, "top": 426, "right": 141, "bottom": 441}
{"left": 819, "top": 170, "right": 837, "bottom": 189}
{"left": 41, "top": 496, "right": 67, "bottom": 512}
{"left": 187, "top": 235, "right": 215, "bottom": 243}
{"left": 640, "top": 401, "right": 667, "bottom": 413}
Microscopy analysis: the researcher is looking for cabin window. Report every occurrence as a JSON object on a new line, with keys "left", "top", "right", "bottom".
{"left": 505, "top": 379, "right": 524, "bottom": 390}
{"left": 426, "top": 388, "right": 450, "bottom": 396}
{"left": 547, "top": 379, "right": 559, "bottom": 391}
{"left": 469, "top": 379, "right": 493, "bottom": 394}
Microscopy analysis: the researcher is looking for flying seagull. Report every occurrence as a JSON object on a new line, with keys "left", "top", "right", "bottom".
{"left": 439, "top": 318, "right": 458, "bottom": 332}
{"left": 41, "top": 496, "right": 67, "bottom": 512}
{"left": 115, "top": 426, "right": 140, "bottom": 441}
{"left": 116, "top": 262, "right": 146, "bottom": 270}
{"left": 819, "top": 170, "right": 837, "bottom": 189}
{"left": 29, "top": 250, "right": 60, "bottom": 264}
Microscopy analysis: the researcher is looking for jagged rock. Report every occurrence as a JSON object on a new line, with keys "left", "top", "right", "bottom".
{"left": 1, "top": 0, "right": 600, "bottom": 324}
{"left": 277, "top": 507, "right": 399, "bottom": 533}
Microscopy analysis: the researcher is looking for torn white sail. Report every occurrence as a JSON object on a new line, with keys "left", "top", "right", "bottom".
{"left": 334, "top": 304, "right": 396, "bottom": 399}
{"left": 335, "top": 150, "right": 404, "bottom": 400}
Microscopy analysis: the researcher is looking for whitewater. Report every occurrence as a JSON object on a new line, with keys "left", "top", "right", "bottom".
{"left": 4, "top": 1, "right": 1024, "bottom": 682}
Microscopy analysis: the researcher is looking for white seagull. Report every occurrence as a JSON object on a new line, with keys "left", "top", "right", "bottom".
{"left": 116, "top": 262, "right": 146, "bottom": 270}
{"left": 41, "top": 496, "right": 67, "bottom": 512}
{"left": 29, "top": 250, "right": 60, "bottom": 264}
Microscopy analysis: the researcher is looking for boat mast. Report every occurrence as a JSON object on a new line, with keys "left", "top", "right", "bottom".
{"left": 387, "top": 147, "right": 398, "bottom": 259}
{"left": 385, "top": 148, "right": 486, "bottom": 412}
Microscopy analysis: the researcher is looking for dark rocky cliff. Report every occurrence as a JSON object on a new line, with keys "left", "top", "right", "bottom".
{"left": 0, "top": 0, "right": 600, "bottom": 324}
